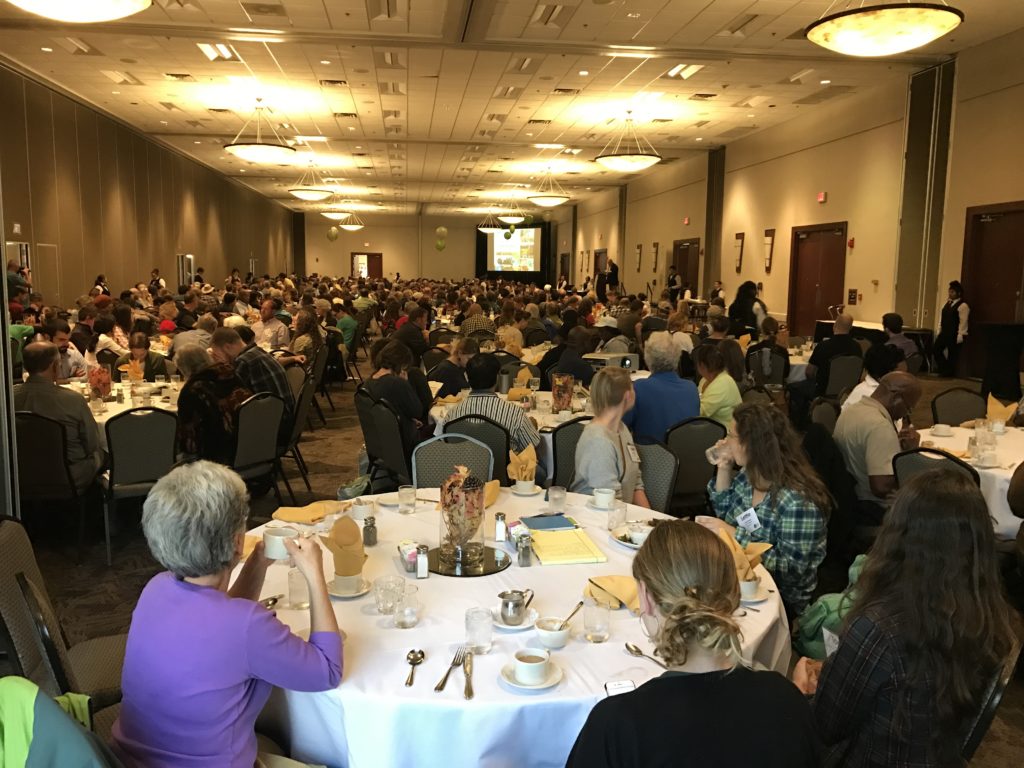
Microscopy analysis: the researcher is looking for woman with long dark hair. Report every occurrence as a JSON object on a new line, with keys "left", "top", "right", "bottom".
{"left": 112, "top": 303, "right": 134, "bottom": 349}
{"left": 727, "top": 280, "right": 759, "bottom": 338}
{"left": 701, "top": 402, "right": 829, "bottom": 614}
{"left": 795, "top": 470, "right": 1016, "bottom": 766}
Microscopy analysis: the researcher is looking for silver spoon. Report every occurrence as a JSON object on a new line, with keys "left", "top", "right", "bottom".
{"left": 405, "top": 650, "right": 425, "bottom": 687}
{"left": 559, "top": 600, "right": 585, "bottom": 630}
{"left": 625, "top": 642, "right": 667, "bottom": 669}
{"left": 259, "top": 594, "right": 284, "bottom": 610}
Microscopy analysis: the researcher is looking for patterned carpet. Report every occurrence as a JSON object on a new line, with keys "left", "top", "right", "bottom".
{"left": 25, "top": 368, "right": 1024, "bottom": 764}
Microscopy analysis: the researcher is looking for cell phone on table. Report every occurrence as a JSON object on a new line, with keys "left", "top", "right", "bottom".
{"left": 604, "top": 680, "right": 636, "bottom": 697}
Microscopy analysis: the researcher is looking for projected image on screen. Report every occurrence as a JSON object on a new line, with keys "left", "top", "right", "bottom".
{"left": 487, "top": 228, "right": 541, "bottom": 272}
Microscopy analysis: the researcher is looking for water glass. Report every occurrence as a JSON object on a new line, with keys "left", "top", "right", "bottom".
{"left": 465, "top": 607, "right": 493, "bottom": 654}
{"left": 528, "top": 377, "right": 541, "bottom": 392}
{"left": 373, "top": 576, "right": 404, "bottom": 615}
{"left": 583, "top": 598, "right": 610, "bottom": 643}
{"left": 155, "top": 375, "right": 168, "bottom": 385}
{"left": 607, "top": 501, "right": 627, "bottom": 531}
{"left": 393, "top": 585, "right": 421, "bottom": 629}
{"left": 548, "top": 486, "right": 567, "bottom": 512}
{"left": 398, "top": 485, "right": 417, "bottom": 515}
{"left": 287, "top": 566, "right": 310, "bottom": 610}
{"left": 170, "top": 375, "right": 182, "bottom": 389}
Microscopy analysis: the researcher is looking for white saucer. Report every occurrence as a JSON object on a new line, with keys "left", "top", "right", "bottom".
{"left": 609, "top": 524, "right": 650, "bottom": 550}
{"left": 740, "top": 585, "right": 771, "bottom": 605}
{"left": 327, "top": 578, "right": 372, "bottom": 599}
{"left": 499, "top": 661, "right": 563, "bottom": 691}
{"left": 490, "top": 607, "right": 539, "bottom": 631}
{"left": 973, "top": 459, "right": 1000, "bottom": 469}
{"left": 585, "top": 500, "right": 616, "bottom": 512}
{"left": 511, "top": 485, "right": 542, "bottom": 497}
{"left": 376, "top": 493, "right": 400, "bottom": 507}
{"left": 930, "top": 427, "right": 954, "bottom": 437}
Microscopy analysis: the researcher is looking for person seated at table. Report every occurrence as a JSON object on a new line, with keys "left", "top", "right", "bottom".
{"left": 392, "top": 306, "right": 430, "bottom": 366}
{"left": 84, "top": 315, "right": 129, "bottom": 365}
{"left": 523, "top": 303, "right": 547, "bottom": 340}
{"left": 728, "top": 280, "right": 760, "bottom": 340}
{"left": 881, "top": 312, "right": 918, "bottom": 360}
{"left": 115, "top": 333, "right": 169, "bottom": 383}
{"left": 793, "top": 471, "right": 1015, "bottom": 767}
{"left": 553, "top": 326, "right": 598, "bottom": 388}
{"left": 112, "top": 461, "right": 341, "bottom": 768}
{"left": 700, "top": 403, "right": 829, "bottom": 615}
{"left": 428, "top": 336, "right": 479, "bottom": 398}
{"left": 626, "top": 331, "right": 698, "bottom": 442}
{"left": 335, "top": 301, "right": 359, "bottom": 349}
{"left": 211, "top": 327, "right": 294, "bottom": 443}
{"left": 833, "top": 371, "right": 921, "bottom": 525}
{"left": 745, "top": 316, "right": 790, "bottom": 382}
{"left": 13, "top": 342, "right": 103, "bottom": 490}
{"left": 496, "top": 310, "right": 528, "bottom": 355}
{"left": 694, "top": 344, "right": 741, "bottom": 427}
{"left": 567, "top": 521, "right": 819, "bottom": 768}
{"left": 174, "top": 345, "right": 253, "bottom": 464}
{"left": 253, "top": 298, "right": 291, "bottom": 348}
{"left": 168, "top": 312, "right": 217, "bottom": 359}
{"left": 594, "top": 315, "right": 632, "bottom": 355}
{"left": 364, "top": 341, "right": 428, "bottom": 451}
{"left": 445, "top": 352, "right": 541, "bottom": 452}
{"left": 286, "top": 308, "right": 323, "bottom": 367}
{"left": 719, "top": 339, "right": 754, "bottom": 395}
{"left": 41, "top": 319, "right": 86, "bottom": 381}
{"left": 571, "top": 367, "right": 651, "bottom": 509}
{"left": 787, "top": 314, "right": 862, "bottom": 422}
{"left": 699, "top": 308, "right": 729, "bottom": 343}
{"left": 176, "top": 290, "right": 200, "bottom": 330}
{"left": 841, "top": 343, "right": 906, "bottom": 412}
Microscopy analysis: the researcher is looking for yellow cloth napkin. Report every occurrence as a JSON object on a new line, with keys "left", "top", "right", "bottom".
{"left": 506, "top": 386, "right": 532, "bottom": 403}
{"left": 738, "top": 335, "right": 751, "bottom": 353}
{"left": 716, "top": 529, "right": 771, "bottom": 582}
{"left": 988, "top": 394, "right": 1015, "bottom": 423}
{"left": 242, "top": 534, "right": 260, "bottom": 560}
{"left": 319, "top": 516, "right": 367, "bottom": 577}
{"left": 508, "top": 444, "right": 537, "bottom": 482}
{"left": 273, "top": 500, "right": 350, "bottom": 525}
{"left": 585, "top": 576, "right": 641, "bottom": 614}
{"left": 437, "top": 393, "right": 464, "bottom": 404}
{"left": 960, "top": 419, "right": 980, "bottom": 429}
{"left": 484, "top": 479, "right": 500, "bottom": 508}
{"left": 515, "top": 366, "right": 532, "bottom": 385}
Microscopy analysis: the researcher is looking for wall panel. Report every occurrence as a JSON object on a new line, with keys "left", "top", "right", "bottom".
{"left": 51, "top": 93, "right": 83, "bottom": 307}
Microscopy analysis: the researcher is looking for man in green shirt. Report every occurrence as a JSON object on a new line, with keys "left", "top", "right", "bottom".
{"left": 335, "top": 302, "right": 358, "bottom": 348}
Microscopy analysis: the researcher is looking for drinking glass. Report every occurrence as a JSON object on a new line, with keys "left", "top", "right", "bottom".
{"left": 528, "top": 377, "right": 541, "bottom": 392}
{"left": 465, "top": 607, "right": 493, "bottom": 654}
{"left": 607, "top": 501, "right": 627, "bottom": 531}
{"left": 393, "top": 585, "right": 421, "bottom": 629}
{"left": 583, "top": 598, "right": 610, "bottom": 643}
{"left": 155, "top": 375, "right": 168, "bottom": 385}
{"left": 170, "top": 375, "right": 182, "bottom": 388}
{"left": 398, "top": 485, "right": 417, "bottom": 515}
{"left": 548, "top": 486, "right": 566, "bottom": 512}
{"left": 373, "top": 576, "right": 404, "bottom": 615}
{"left": 287, "top": 566, "right": 310, "bottom": 610}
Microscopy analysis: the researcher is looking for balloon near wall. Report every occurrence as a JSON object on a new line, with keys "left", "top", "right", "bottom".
{"left": 326, "top": 226, "right": 339, "bottom": 242}
{"left": 508, "top": 224, "right": 516, "bottom": 233}
{"left": 524, "top": 214, "right": 534, "bottom": 226}
{"left": 435, "top": 238, "right": 446, "bottom": 251}
{"left": 503, "top": 230, "right": 513, "bottom": 240}
{"left": 435, "top": 226, "right": 448, "bottom": 238}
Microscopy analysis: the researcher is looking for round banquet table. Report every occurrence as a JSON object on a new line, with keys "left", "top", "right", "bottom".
{"left": 787, "top": 351, "right": 811, "bottom": 384}
{"left": 60, "top": 382, "right": 178, "bottom": 451}
{"left": 918, "top": 426, "right": 1024, "bottom": 541}
{"left": 245, "top": 489, "right": 791, "bottom": 768}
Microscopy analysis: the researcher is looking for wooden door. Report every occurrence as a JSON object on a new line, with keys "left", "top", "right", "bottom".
{"left": 787, "top": 223, "right": 847, "bottom": 337}
{"left": 594, "top": 249, "right": 608, "bottom": 276}
{"left": 672, "top": 238, "right": 700, "bottom": 293}
{"left": 559, "top": 253, "right": 570, "bottom": 282}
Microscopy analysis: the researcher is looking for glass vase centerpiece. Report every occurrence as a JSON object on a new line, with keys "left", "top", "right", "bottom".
{"left": 551, "top": 373, "right": 575, "bottom": 414}
{"left": 437, "top": 466, "right": 485, "bottom": 571}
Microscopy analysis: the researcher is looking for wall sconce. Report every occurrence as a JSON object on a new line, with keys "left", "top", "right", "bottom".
{"left": 734, "top": 233, "right": 745, "bottom": 273}
{"left": 763, "top": 228, "right": 775, "bottom": 273}
{"left": 636, "top": 243, "right": 643, "bottom": 272}
{"left": 652, "top": 242, "right": 659, "bottom": 273}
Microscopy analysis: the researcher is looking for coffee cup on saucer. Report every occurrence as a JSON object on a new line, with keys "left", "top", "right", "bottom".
{"left": 513, "top": 648, "right": 550, "bottom": 685}
{"left": 263, "top": 527, "right": 299, "bottom": 560}
{"left": 739, "top": 577, "right": 761, "bottom": 599}
{"left": 515, "top": 479, "right": 534, "bottom": 495}
{"left": 592, "top": 488, "right": 615, "bottom": 510}
{"left": 333, "top": 574, "right": 363, "bottom": 594}
{"left": 931, "top": 424, "right": 953, "bottom": 437}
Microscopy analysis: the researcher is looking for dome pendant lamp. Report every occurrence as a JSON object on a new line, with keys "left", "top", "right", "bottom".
{"left": 805, "top": 2, "right": 964, "bottom": 57}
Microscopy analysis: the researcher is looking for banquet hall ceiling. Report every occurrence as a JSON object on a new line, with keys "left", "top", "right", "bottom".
{"left": 0, "top": 0, "right": 1020, "bottom": 217}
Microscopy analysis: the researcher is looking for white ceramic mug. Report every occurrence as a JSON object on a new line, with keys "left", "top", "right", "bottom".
{"left": 513, "top": 648, "right": 550, "bottom": 685}
{"left": 263, "top": 527, "right": 299, "bottom": 560}
{"left": 593, "top": 488, "right": 615, "bottom": 510}
{"left": 515, "top": 479, "right": 534, "bottom": 494}
{"left": 350, "top": 498, "right": 373, "bottom": 521}
{"left": 739, "top": 577, "right": 761, "bottom": 599}
{"left": 333, "top": 574, "right": 363, "bottom": 594}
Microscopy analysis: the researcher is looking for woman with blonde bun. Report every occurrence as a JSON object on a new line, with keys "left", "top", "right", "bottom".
{"left": 566, "top": 521, "right": 820, "bottom": 767}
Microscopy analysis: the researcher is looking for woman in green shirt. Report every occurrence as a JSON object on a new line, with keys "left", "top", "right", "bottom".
{"left": 694, "top": 343, "right": 741, "bottom": 427}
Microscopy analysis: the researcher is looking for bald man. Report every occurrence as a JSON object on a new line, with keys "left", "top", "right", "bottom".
{"left": 833, "top": 371, "right": 922, "bottom": 523}
{"left": 788, "top": 313, "right": 864, "bottom": 424}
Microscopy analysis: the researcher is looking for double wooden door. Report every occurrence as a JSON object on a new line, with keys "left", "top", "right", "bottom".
{"left": 787, "top": 223, "right": 847, "bottom": 337}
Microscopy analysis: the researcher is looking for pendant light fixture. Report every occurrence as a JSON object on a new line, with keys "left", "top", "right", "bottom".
{"left": 6, "top": 0, "right": 151, "bottom": 23}
{"left": 339, "top": 212, "right": 365, "bottom": 232}
{"left": 497, "top": 199, "right": 526, "bottom": 225}
{"left": 805, "top": 2, "right": 964, "bottom": 57}
{"left": 224, "top": 99, "right": 296, "bottom": 165}
{"left": 477, "top": 210, "right": 504, "bottom": 234}
{"left": 526, "top": 171, "right": 570, "bottom": 208}
{"left": 288, "top": 162, "right": 333, "bottom": 202}
{"left": 321, "top": 211, "right": 350, "bottom": 221}
{"left": 595, "top": 111, "right": 662, "bottom": 173}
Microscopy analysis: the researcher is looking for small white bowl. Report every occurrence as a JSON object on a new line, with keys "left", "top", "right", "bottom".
{"left": 534, "top": 617, "right": 570, "bottom": 649}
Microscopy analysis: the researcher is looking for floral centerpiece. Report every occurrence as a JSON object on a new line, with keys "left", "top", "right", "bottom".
{"left": 438, "top": 465, "right": 485, "bottom": 569}
{"left": 551, "top": 373, "right": 574, "bottom": 413}
{"left": 87, "top": 365, "right": 111, "bottom": 398}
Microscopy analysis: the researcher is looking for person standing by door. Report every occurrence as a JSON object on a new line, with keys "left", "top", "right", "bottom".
{"left": 668, "top": 265, "right": 682, "bottom": 304}
{"left": 933, "top": 280, "right": 969, "bottom": 377}
{"left": 607, "top": 258, "right": 619, "bottom": 291}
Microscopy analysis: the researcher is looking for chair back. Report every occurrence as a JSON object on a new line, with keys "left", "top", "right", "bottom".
{"left": 492, "top": 351, "right": 519, "bottom": 368}
{"left": 421, "top": 347, "right": 449, "bottom": 374}
{"left": 905, "top": 352, "right": 924, "bottom": 374}
{"left": 524, "top": 328, "right": 549, "bottom": 347}
{"left": 429, "top": 328, "right": 458, "bottom": 346}
{"left": 636, "top": 442, "right": 679, "bottom": 514}
{"left": 10, "top": 337, "right": 23, "bottom": 378}
{"left": 741, "top": 387, "right": 773, "bottom": 406}
{"left": 355, "top": 387, "right": 385, "bottom": 467}
{"left": 232, "top": 393, "right": 284, "bottom": 474}
{"left": 0, "top": 518, "right": 57, "bottom": 693}
{"left": 285, "top": 376, "right": 317, "bottom": 450}
{"left": 444, "top": 415, "right": 512, "bottom": 485}
{"left": 824, "top": 355, "right": 863, "bottom": 397}
{"left": 369, "top": 398, "right": 413, "bottom": 485}
{"left": 892, "top": 447, "right": 980, "bottom": 488}
{"left": 310, "top": 342, "right": 329, "bottom": 386}
{"left": 500, "top": 361, "right": 541, "bottom": 380}
{"left": 14, "top": 412, "right": 77, "bottom": 500}
{"left": 105, "top": 407, "right": 177, "bottom": 488}
{"left": 961, "top": 638, "right": 1022, "bottom": 759}
{"left": 95, "top": 349, "right": 119, "bottom": 368}
{"left": 856, "top": 337, "right": 872, "bottom": 355}
{"left": 747, "top": 348, "right": 787, "bottom": 387}
{"left": 468, "top": 329, "right": 495, "bottom": 341}
{"left": 664, "top": 417, "right": 726, "bottom": 514}
{"left": 547, "top": 416, "right": 593, "bottom": 489}
{"left": 413, "top": 435, "right": 494, "bottom": 488}
{"left": 15, "top": 572, "right": 73, "bottom": 695}
{"left": 285, "top": 365, "right": 306, "bottom": 400}
{"left": 931, "top": 387, "right": 986, "bottom": 426}
{"left": 809, "top": 398, "right": 840, "bottom": 434}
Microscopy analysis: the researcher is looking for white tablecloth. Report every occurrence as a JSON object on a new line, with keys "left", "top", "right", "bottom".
{"left": 919, "top": 427, "right": 1024, "bottom": 540}
{"left": 787, "top": 353, "right": 810, "bottom": 384}
{"left": 247, "top": 490, "right": 790, "bottom": 768}
{"left": 61, "top": 383, "right": 178, "bottom": 450}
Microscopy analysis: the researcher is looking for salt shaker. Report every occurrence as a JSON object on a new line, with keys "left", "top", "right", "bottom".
{"left": 494, "top": 512, "right": 507, "bottom": 543}
{"left": 362, "top": 516, "right": 377, "bottom": 546}
{"left": 517, "top": 534, "right": 532, "bottom": 567}
{"left": 416, "top": 545, "right": 429, "bottom": 579}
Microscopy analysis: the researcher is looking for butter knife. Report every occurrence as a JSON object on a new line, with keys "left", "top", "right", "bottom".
{"left": 463, "top": 651, "right": 474, "bottom": 700}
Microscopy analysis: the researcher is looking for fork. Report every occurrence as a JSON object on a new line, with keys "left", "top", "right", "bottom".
{"left": 434, "top": 645, "right": 467, "bottom": 692}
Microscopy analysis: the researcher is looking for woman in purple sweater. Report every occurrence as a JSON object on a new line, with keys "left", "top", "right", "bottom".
{"left": 111, "top": 461, "right": 342, "bottom": 768}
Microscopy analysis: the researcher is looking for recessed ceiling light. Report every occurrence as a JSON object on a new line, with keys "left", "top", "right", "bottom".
{"left": 40, "top": 46, "right": 52, "bottom": 52}
{"left": 159, "top": 120, "right": 168, "bottom": 125}
{"left": 534, "top": 143, "right": 565, "bottom": 149}
{"left": 111, "top": 90, "right": 120, "bottom": 95}
{"left": 348, "top": 126, "right": 356, "bottom": 131}
{"left": 240, "top": 168, "right": 246, "bottom": 172}
{"left": 820, "top": 79, "right": 832, "bottom": 85}
{"left": 626, "top": 12, "right": 640, "bottom": 19}
{"left": 747, "top": 113, "right": 755, "bottom": 117}
{"left": 695, "top": 137, "right": 703, "bottom": 142}
{"left": 320, "top": 60, "right": 331, "bottom": 65}
{"left": 227, "top": 28, "right": 283, "bottom": 35}
{"left": 579, "top": 69, "right": 589, "bottom": 76}
{"left": 193, "top": 140, "right": 201, "bottom": 144}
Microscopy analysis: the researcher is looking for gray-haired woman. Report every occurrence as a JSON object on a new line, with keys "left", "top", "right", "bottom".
{"left": 112, "top": 461, "right": 341, "bottom": 768}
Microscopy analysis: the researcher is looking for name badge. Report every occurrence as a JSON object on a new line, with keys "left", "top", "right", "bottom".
{"left": 822, "top": 628, "right": 840, "bottom": 658}
{"left": 736, "top": 507, "right": 762, "bottom": 533}
{"left": 625, "top": 444, "right": 640, "bottom": 463}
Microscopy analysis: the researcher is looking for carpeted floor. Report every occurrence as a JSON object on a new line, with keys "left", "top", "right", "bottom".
{"left": 25, "top": 367, "right": 1024, "bottom": 764}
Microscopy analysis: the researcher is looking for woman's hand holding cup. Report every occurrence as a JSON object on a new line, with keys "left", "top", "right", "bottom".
{"left": 284, "top": 536, "right": 327, "bottom": 589}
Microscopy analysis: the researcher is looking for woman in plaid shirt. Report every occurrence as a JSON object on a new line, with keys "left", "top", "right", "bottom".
{"left": 700, "top": 403, "right": 829, "bottom": 615}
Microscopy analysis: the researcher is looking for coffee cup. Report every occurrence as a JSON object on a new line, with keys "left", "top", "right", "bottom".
{"left": 628, "top": 524, "right": 651, "bottom": 546}
{"left": 932, "top": 424, "right": 953, "bottom": 437}
{"left": 263, "top": 527, "right": 299, "bottom": 560}
{"left": 333, "top": 574, "right": 363, "bottom": 594}
{"left": 534, "top": 618, "right": 570, "bottom": 650}
{"left": 739, "top": 577, "right": 761, "bottom": 599}
{"left": 350, "top": 498, "right": 373, "bottom": 521}
{"left": 593, "top": 488, "right": 615, "bottom": 510}
{"left": 515, "top": 479, "right": 534, "bottom": 495}
{"left": 557, "top": 409, "right": 572, "bottom": 422}
{"left": 513, "top": 648, "right": 550, "bottom": 685}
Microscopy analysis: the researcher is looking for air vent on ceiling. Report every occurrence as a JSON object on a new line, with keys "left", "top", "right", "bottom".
{"left": 508, "top": 56, "right": 537, "bottom": 74}
{"left": 794, "top": 86, "right": 854, "bottom": 105}
{"left": 240, "top": 2, "right": 286, "bottom": 16}
{"left": 185, "top": 119, "right": 204, "bottom": 128}
{"left": 485, "top": 113, "right": 508, "bottom": 123}
{"left": 652, "top": 118, "right": 672, "bottom": 123}
{"left": 101, "top": 70, "right": 143, "bottom": 85}
{"left": 663, "top": 63, "right": 705, "bottom": 80}
{"left": 196, "top": 43, "right": 237, "bottom": 62}
{"left": 719, "top": 126, "right": 757, "bottom": 139}
{"left": 382, "top": 109, "right": 402, "bottom": 119}
{"left": 531, "top": 3, "right": 573, "bottom": 29}
{"left": 158, "top": 101, "right": 180, "bottom": 111}
{"left": 527, "top": 118, "right": 552, "bottom": 125}
{"left": 735, "top": 95, "right": 770, "bottom": 108}
{"left": 208, "top": 107, "right": 232, "bottom": 113}
{"left": 479, "top": 130, "right": 498, "bottom": 138}
{"left": 552, "top": 88, "right": 579, "bottom": 95}
{"left": 385, "top": 126, "right": 403, "bottom": 135}
{"left": 690, "top": 93, "right": 717, "bottom": 101}
{"left": 561, "top": 148, "right": 582, "bottom": 155}
{"left": 494, "top": 85, "right": 524, "bottom": 99}
{"left": 370, "top": 0, "right": 407, "bottom": 21}
{"left": 333, "top": 112, "right": 358, "bottom": 119}
{"left": 694, "top": 119, "right": 711, "bottom": 128}
{"left": 352, "top": 152, "right": 368, "bottom": 157}
{"left": 376, "top": 50, "right": 405, "bottom": 69}
{"left": 320, "top": 79, "right": 349, "bottom": 88}
{"left": 486, "top": 168, "right": 501, "bottom": 172}
{"left": 716, "top": 13, "right": 762, "bottom": 39}
{"left": 379, "top": 81, "right": 405, "bottom": 95}
{"left": 164, "top": 72, "right": 195, "bottom": 82}
{"left": 56, "top": 37, "right": 101, "bottom": 56}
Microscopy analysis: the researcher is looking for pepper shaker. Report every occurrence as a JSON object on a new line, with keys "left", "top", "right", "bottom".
{"left": 517, "top": 534, "right": 532, "bottom": 567}
{"left": 362, "top": 516, "right": 377, "bottom": 546}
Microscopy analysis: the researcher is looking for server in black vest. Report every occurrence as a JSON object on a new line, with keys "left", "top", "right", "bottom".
{"left": 933, "top": 280, "right": 969, "bottom": 377}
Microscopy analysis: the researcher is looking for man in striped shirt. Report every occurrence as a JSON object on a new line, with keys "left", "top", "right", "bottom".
{"left": 444, "top": 353, "right": 540, "bottom": 454}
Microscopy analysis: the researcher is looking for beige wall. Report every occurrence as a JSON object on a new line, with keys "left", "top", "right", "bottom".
{"left": 0, "top": 65, "right": 293, "bottom": 306}
{"left": 939, "top": 27, "right": 1024, "bottom": 324}
{"left": 721, "top": 79, "right": 908, "bottom": 323}
{"left": 574, "top": 188, "right": 620, "bottom": 287}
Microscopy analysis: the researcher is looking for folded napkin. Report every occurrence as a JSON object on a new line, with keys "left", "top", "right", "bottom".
{"left": 716, "top": 529, "right": 771, "bottom": 582}
{"left": 960, "top": 419, "right": 981, "bottom": 429}
{"left": 988, "top": 394, "right": 1016, "bottom": 423}
{"left": 319, "top": 516, "right": 367, "bottom": 577}
{"left": 506, "top": 386, "right": 532, "bottom": 403}
{"left": 515, "top": 366, "right": 532, "bottom": 385}
{"left": 242, "top": 534, "right": 260, "bottom": 560}
{"left": 273, "top": 499, "right": 351, "bottom": 525}
{"left": 585, "top": 576, "right": 641, "bottom": 614}
{"left": 737, "top": 335, "right": 751, "bottom": 353}
{"left": 484, "top": 479, "right": 500, "bottom": 508}
{"left": 436, "top": 393, "right": 464, "bottom": 404}
{"left": 508, "top": 444, "right": 538, "bottom": 483}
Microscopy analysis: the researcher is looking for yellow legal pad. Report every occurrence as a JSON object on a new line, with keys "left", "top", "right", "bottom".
{"left": 530, "top": 528, "right": 608, "bottom": 565}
